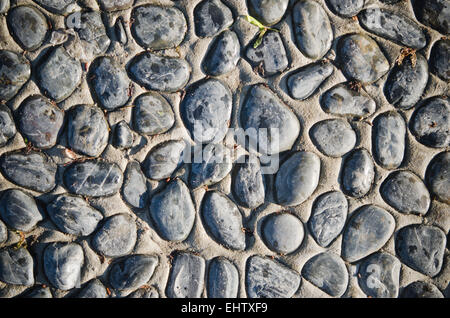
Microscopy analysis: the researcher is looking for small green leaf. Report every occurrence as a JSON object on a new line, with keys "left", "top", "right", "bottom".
{"left": 246, "top": 15, "right": 265, "bottom": 30}
{"left": 254, "top": 29, "right": 267, "bottom": 48}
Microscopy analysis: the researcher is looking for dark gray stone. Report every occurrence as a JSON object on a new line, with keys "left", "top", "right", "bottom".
{"left": 77, "top": 279, "right": 108, "bottom": 298}
{"left": 207, "top": 257, "right": 239, "bottom": 298}
{"left": 203, "top": 30, "right": 240, "bottom": 76}
{"left": 47, "top": 194, "right": 103, "bottom": 236}
{"left": 0, "top": 189, "right": 42, "bottom": 232}
{"left": 33, "top": 0, "right": 76, "bottom": 15}
{"left": 310, "top": 119, "right": 356, "bottom": 157}
{"left": 194, "top": 0, "right": 234, "bottom": 38}
{"left": 425, "top": 151, "right": 450, "bottom": 204}
{"left": 395, "top": 224, "right": 446, "bottom": 277}
{"left": 128, "top": 287, "right": 159, "bottom": 298}
{"left": 400, "top": 281, "right": 444, "bottom": 298}
{"left": 115, "top": 17, "right": 127, "bottom": 45}
{"left": 0, "top": 219, "right": 6, "bottom": 243}
{"left": 326, "top": 0, "right": 364, "bottom": 18}
{"left": 275, "top": 151, "right": 320, "bottom": 206}
{"left": 302, "top": 252, "right": 348, "bottom": 297}
{"left": 113, "top": 121, "right": 133, "bottom": 150}
{"left": 0, "top": 247, "right": 34, "bottom": 286}
{"left": 0, "top": 50, "right": 31, "bottom": 101}
{"left": 246, "top": 255, "right": 300, "bottom": 298}
{"left": 232, "top": 155, "right": 265, "bottom": 209}
{"left": 149, "top": 179, "right": 195, "bottom": 242}
{"left": 166, "top": 252, "right": 205, "bottom": 298}
{"left": 287, "top": 62, "right": 333, "bottom": 100}
{"left": 430, "top": 39, "right": 450, "bottom": 82}
{"left": 0, "top": 0, "right": 9, "bottom": 14}
{"left": 22, "top": 286, "right": 52, "bottom": 298}
{"left": 143, "top": 140, "right": 186, "bottom": 180}
{"left": 342, "top": 205, "right": 395, "bottom": 263}
{"left": 247, "top": 0, "right": 289, "bottom": 26}
{"left": 0, "top": 104, "right": 16, "bottom": 147}
{"left": 109, "top": 254, "right": 158, "bottom": 290}
{"left": 133, "top": 92, "right": 175, "bottom": 136}
{"left": 262, "top": 212, "right": 304, "bottom": 254}
{"left": 341, "top": 148, "right": 374, "bottom": 198}
{"left": 308, "top": 191, "right": 348, "bottom": 248}
{"left": 201, "top": 191, "right": 245, "bottom": 251}
{"left": 412, "top": 0, "right": 449, "bottom": 35}
{"left": 96, "top": 0, "right": 133, "bottom": 12}
{"left": 64, "top": 160, "right": 123, "bottom": 197}
{"left": 122, "top": 161, "right": 148, "bottom": 209}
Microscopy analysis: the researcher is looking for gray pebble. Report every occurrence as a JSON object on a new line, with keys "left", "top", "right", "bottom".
{"left": 22, "top": 286, "right": 52, "bottom": 298}
{"left": 0, "top": 189, "right": 42, "bottom": 232}
{"left": 0, "top": 219, "right": 6, "bottom": 243}
{"left": 113, "top": 121, "right": 133, "bottom": 150}
{"left": 207, "top": 257, "right": 239, "bottom": 298}
{"left": 0, "top": 0, "right": 9, "bottom": 14}
{"left": 166, "top": 252, "right": 205, "bottom": 298}
{"left": 122, "top": 161, "right": 148, "bottom": 209}
{"left": 400, "top": 281, "right": 444, "bottom": 298}
{"left": 287, "top": 62, "right": 334, "bottom": 100}
{"left": 0, "top": 247, "right": 34, "bottom": 286}
{"left": 425, "top": 151, "right": 450, "bottom": 204}
{"left": 341, "top": 148, "right": 374, "bottom": 198}
{"left": 430, "top": 39, "right": 450, "bottom": 82}
{"left": 232, "top": 155, "right": 265, "bottom": 209}
{"left": 326, "top": 0, "right": 364, "bottom": 18}
{"left": 203, "top": 30, "right": 240, "bottom": 76}
{"left": 77, "top": 279, "right": 108, "bottom": 298}
{"left": 261, "top": 212, "right": 304, "bottom": 254}
{"left": 247, "top": 0, "right": 289, "bottom": 26}
{"left": 411, "top": 0, "right": 449, "bottom": 35}
{"left": 143, "top": 140, "right": 186, "bottom": 180}
{"left": 33, "top": 0, "right": 76, "bottom": 15}
{"left": 109, "top": 254, "right": 158, "bottom": 290}
{"left": 114, "top": 17, "right": 127, "bottom": 45}
{"left": 128, "top": 287, "right": 159, "bottom": 298}
{"left": 310, "top": 119, "right": 356, "bottom": 157}
{"left": 0, "top": 50, "right": 31, "bottom": 101}
{"left": 194, "top": 0, "right": 234, "bottom": 38}
{"left": 0, "top": 104, "right": 16, "bottom": 147}
{"left": 96, "top": 0, "right": 133, "bottom": 12}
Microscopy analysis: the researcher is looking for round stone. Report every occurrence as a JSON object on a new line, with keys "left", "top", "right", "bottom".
{"left": 33, "top": 0, "right": 77, "bottom": 15}
{"left": 341, "top": 148, "right": 375, "bottom": 198}
{"left": 121, "top": 161, "right": 148, "bottom": 209}
{"left": 325, "top": 0, "right": 364, "bottom": 18}
{"left": 0, "top": 247, "right": 34, "bottom": 286}
{"left": 287, "top": 62, "right": 334, "bottom": 100}
{"left": 232, "top": 155, "right": 265, "bottom": 209}
{"left": 247, "top": 0, "right": 289, "bottom": 26}
{"left": 207, "top": 257, "right": 239, "bottom": 298}
{"left": 203, "top": 30, "right": 240, "bottom": 76}
{"left": 194, "top": 0, "right": 234, "bottom": 38}
{"left": 425, "top": 151, "right": 450, "bottom": 204}
{"left": 309, "top": 119, "right": 356, "bottom": 157}
{"left": 400, "top": 281, "right": 444, "bottom": 298}
{"left": 0, "top": 220, "right": 6, "bottom": 244}
{"left": 166, "top": 252, "right": 206, "bottom": 298}
{"left": 143, "top": 140, "right": 186, "bottom": 180}
{"left": 96, "top": 0, "right": 133, "bottom": 12}
{"left": 261, "top": 212, "right": 304, "bottom": 254}
{"left": 0, "top": 189, "right": 42, "bottom": 232}
{"left": 429, "top": 39, "right": 449, "bottom": 82}
{"left": 0, "top": 104, "right": 16, "bottom": 147}
{"left": 109, "top": 254, "right": 158, "bottom": 290}
{"left": 77, "top": 279, "right": 108, "bottom": 298}
{"left": 113, "top": 121, "right": 133, "bottom": 150}
{"left": 411, "top": 0, "right": 449, "bottom": 35}
{"left": 0, "top": 50, "right": 31, "bottom": 101}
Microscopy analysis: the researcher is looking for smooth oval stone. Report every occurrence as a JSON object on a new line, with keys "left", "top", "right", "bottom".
{"left": 425, "top": 151, "right": 450, "bottom": 204}
{"left": 33, "top": 0, "right": 77, "bottom": 15}
{"left": 109, "top": 254, "right": 158, "bottom": 290}
{"left": 232, "top": 155, "right": 265, "bottom": 209}
{"left": 22, "top": 286, "right": 52, "bottom": 298}
{"left": 0, "top": 151, "right": 57, "bottom": 193}
{"left": 194, "top": 0, "right": 234, "bottom": 37}
{"left": 201, "top": 191, "right": 245, "bottom": 251}
{"left": 326, "top": 0, "right": 364, "bottom": 18}
{"left": 410, "top": 97, "right": 449, "bottom": 148}
{"left": 372, "top": 111, "right": 406, "bottom": 169}
{"left": 122, "top": 161, "right": 148, "bottom": 209}
{"left": 246, "top": 31, "right": 288, "bottom": 77}
{"left": 7, "top": 6, "right": 49, "bottom": 51}
{"left": 0, "top": 0, "right": 9, "bottom": 14}
{"left": 0, "top": 104, "right": 16, "bottom": 147}
{"left": 77, "top": 279, "right": 108, "bottom": 298}
{"left": 128, "top": 287, "right": 159, "bottom": 298}
{"left": 262, "top": 213, "right": 304, "bottom": 254}
{"left": 320, "top": 83, "right": 376, "bottom": 118}
{"left": 310, "top": 119, "right": 356, "bottom": 157}
{"left": 0, "top": 50, "right": 31, "bottom": 101}
{"left": 395, "top": 224, "right": 446, "bottom": 277}
{"left": 380, "top": 171, "right": 430, "bottom": 215}
{"left": 43, "top": 242, "right": 84, "bottom": 290}
{"left": 133, "top": 92, "right": 175, "bottom": 135}
{"left": 131, "top": 5, "right": 187, "bottom": 50}
{"left": 292, "top": 0, "right": 333, "bottom": 60}
{"left": 149, "top": 179, "right": 195, "bottom": 242}
{"left": 337, "top": 34, "right": 389, "bottom": 84}
{"left": 0, "top": 189, "right": 42, "bottom": 232}
{"left": 308, "top": 191, "right": 348, "bottom": 248}
{"left": 143, "top": 140, "right": 185, "bottom": 180}
{"left": 0, "top": 220, "right": 6, "bottom": 243}
{"left": 96, "top": 0, "right": 133, "bottom": 11}
{"left": 113, "top": 121, "right": 133, "bottom": 150}
{"left": 18, "top": 95, "right": 64, "bottom": 149}
{"left": 47, "top": 194, "right": 103, "bottom": 236}
{"left": 190, "top": 143, "right": 232, "bottom": 189}
{"left": 400, "top": 281, "right": 444, "bottom": 298}
{"left": 287, "top": 62, "right": 334, "bottom": 100}
{"left": 275, "top": 151, "right": 320, "bottom": 206}
{"left": 358, "top": 252, "right": 401, "bottom": 298}
{"left": 384, "top": 54, "right": 429, "bottom": 109}
{"left": 92, "top": 213, "right": 137, "bottom": 258}
{"left": 90, "top": 57, "right": 130, "bottom": 111}
{"left": 166, "top": 252, "right": 206, "bottom": 298}
{"left": 0, "top": 247, "right": 34, "bottom": 286}
{"left": 247, "top": 0, "right": 289, "bottom": 26}
{"left": 342, "top": 205, "right": 395, "bottom": 263}
{"left": 37, "top": 46, "right": 82, "bottom": 102}
{"left": 203, "top": 30, "right": 240, "bottom": 76}
{"left": 63, "top": 160, "right": 123, "bottom": 197}
{"left": 207, "top": 257, "right": 239, "bottom": 298}
{"left": 358, "top": 8, "right": 426, "bottom": 49}
{"left": 128, "top": 52, "right": 190, "bottom": 93}
{"left": 341, "top": 148, "right": 374, "bottom": 198}
{"left": 240, "top": 85, "right": 300, "bottom": 155}
{"left": 412, "top": 0, "right": 449, "bottom": 35}
{"left": 246, "top": 255, "right": 300, "bottom": 298}
{"left": 302, "top": 252, "right": 348, "bottom": 297}
{"left": 430, "top": 39, "right": 450, "bottom": 82}
{"left": 181, "top": 79, "right": 232, "bottom": 144}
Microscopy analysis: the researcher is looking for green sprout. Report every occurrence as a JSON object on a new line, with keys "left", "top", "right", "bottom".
{"left": 246, "top": 15, "right": 279, "bottom": 48}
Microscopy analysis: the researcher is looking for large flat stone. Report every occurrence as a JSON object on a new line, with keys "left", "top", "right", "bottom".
{"left": 0, "top": 247, "right": 34, "bottom": 286}
{"left": 207, "top": 257, "right": 239, "bottom": 298}
{"left": 310, "top": 119, "right": 356, "bottom": 157}
{"left": 0, "top": 189, "right": 42, "bottom": 232}
{"left": 109, "top": 254, "right": 158, "bottom": 290}
{"left": 203, "top": 30, "right": 240, "bottom": 76}
{"left": 143, "top": 140, "right": 186, "bottom": 181}
{"left": 166, "top": 252, "right": 205, "bottom": 298}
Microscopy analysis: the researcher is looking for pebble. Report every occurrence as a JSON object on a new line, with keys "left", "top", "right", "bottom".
{"left": 43, "top": 242, "right": 84, "bottom": 290}
{"left": 77, "top": 279, "right": 108, "bottom": 298}
{"left": 395, "top": 224, "right": 446, "bottom": 277}
{"left": 0, "top": 104, "right": 16, "bottom": 147}
{"left": 384, "top": 54, "right": 429, "bottom": 109}
{"left": 0, "top": 0, "right": 9, "bottom": 14}
{"left": 287, "top": 62, "right": 334, "bottom": 100}
{"left": 201, "top": 191, "right": 245, "bottom": 250}
{"left": 207, "top": 257, "right": 239, "bottom": 298}
{"left": 232, "top": 155, "right": 265, "bottom": 209}
{"left": 7, "top": 6, "right": 49, "bottom": 51}
{"left": 320, "top": 83, "right": 376, "bottom": 118}
{"left": 143, "top": 140, "right": 186, "bottom": 180}
{"left": 97, "top": 0, "right": 133, "bottom": 12}
{"left": 372, "top": 111, "right": 406, "bottom": 169}
{"left": 18, "top": 95, "right": 64, "bottom": 149}
{"left": 308, "top": 191, "right": 348, "bottom": 248}
{"left": 115, "top": 17, "right": 127, "bottom": 45}
{"left": 275, "top": 151, "right": 320, "bottom": 206}
{"left": 342, "top": 205, "right": 395, "bottom": 263}
{"left": 128, "top": 52, "right": 190, "bottom": 93}
{"left": 309, "top": 119, "right": 356, "bottom": 157}
{"left": 410, "top": 97, "right": 449, "bottom": 148}
{"left": 429, "top": 39, "right": 450, "bottom": 82}
{"left": 92, "top": 213, "right": 137, "bottom": 258}
{"left": 0, "top": 189, "right": 42, "bottom": 232}
{"left": 245, "top": 255, "right": 300, "bottom": 298}
{"left": 47, "top": 194, "right": 103, "bottom": 236}
{"left": 0, "top": 151, "right": 57, "bottom": 193}
{"left": 400, "top": 281, "right": 444, "bottom": 298}
{"left": 341, "top": 148, "right": 374, "bottom": 198}
{"left": 247, "top": 0, "right": 289, "bottom": 26}
{"left": 131, "top": 5, "right": 187, "bottom": 50}
{"left": 122, "top": 161, "right": 148, "bottom": 209}
{"left": 0, "top": 50, "right": 31, "bottom": 101}
{"left": 33, "top": 0, "right": 77, "bottom": 15}
{"left": 336, "top": 34, "right": 389, "bottom": 84}
{"left": 357, "top": 252, "right": 401, "bottom": 298}
{"left": 0, "top": 219, "right": 6, "bottom": 243}
{"left": 261, "top": 212, "right": 304, "bottom": 254}
{"left": 149, "top": 179, "right": 195, "bottom": 242}
{"left": 166, "top": 252, "right": 205, "bottom": 298}
{"left": 181, "top": 79, "right": 232, "bottom": 144}
{"left": 411, "top": 0, "right": 450, "bottom": 35}
{"left": 302, "top": 252, "right": 348, "bottom": 297}
{"left": 246, "top": 32, "right": 288, "bottom": 77}
{"left": 194, "top": 0, "right": 234, "bottom": 38}
{"left": 325, "top": 0, "right": 364, "bottom": 18}
{"left": 0, "top": 247, "right": 34, "bottom": 286}
{"left": 128, "top": 287, "right": 159, "bottom": 298}
{"left": 67, "top": 104, "right": 109, "bottom": 157}
{"left": 132, "top": 92, "right": 175, "bottom": 136}
{"left": 37, "top": 46, "right": 82, "bottom": 102}
{"left": 240, "top": 85, "right": 300, "bottom": 155}
{"left": 380, "top": 170, "right": 430, "bottom": 215}
{"left": 425, "top": 151, "right": 450, "bottom": 204}
{"left": 109, "top": 254, "right": 158, "bottom": 290}
{"left": 113, "top": 121, "right": 133, "bottom": 150}
{"left": 203, "top": 30, "right": 240, "bottom": 76}
{"left": 22, "top": 286, "right": 52, "bottom": 298}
